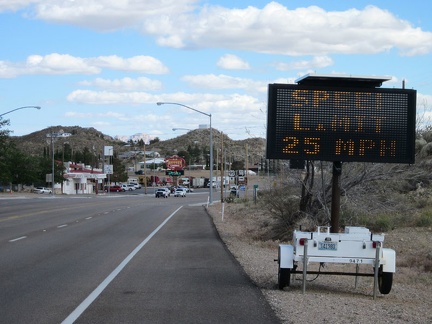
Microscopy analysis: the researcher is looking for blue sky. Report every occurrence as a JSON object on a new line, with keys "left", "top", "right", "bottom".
{"left": 1, "top": 0, "right": 431, "bottom": 142}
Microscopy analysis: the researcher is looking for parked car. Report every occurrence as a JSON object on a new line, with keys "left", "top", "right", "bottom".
{"left": 120, "top": 184, "right": 134, "bottom": 191}
{"left": 126, "top": 184, "right": 136, "bottom": 191}
{"left": 129, "top": 183, "right": 141, "bottom": 189}
{"left": 105, "top": 185, "right": 125, "bottom": 192}
{"left": 174, "top": 188, "right": 186, "bottom": 197}
{"left": 33, "top": 187, "right": 52, "bottom": 194}
{"left": 179, "top": 186, "right": 193, "bottom": 193}
{"left": 155, "top": 188, "right": 169, "bottom": 198}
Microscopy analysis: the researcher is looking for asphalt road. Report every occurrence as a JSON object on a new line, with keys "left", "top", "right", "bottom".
{"left": 0, "top": 190, "right": 279, "bottom": 323}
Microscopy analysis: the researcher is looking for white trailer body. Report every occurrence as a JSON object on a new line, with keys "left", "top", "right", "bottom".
{"left": 192, "top": 177, "right": 205, "bottom": 188}
{"left": 277, "top": 226, "right": 396, "bottom": 295}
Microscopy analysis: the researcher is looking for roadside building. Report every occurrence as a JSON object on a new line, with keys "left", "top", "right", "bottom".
{"left": 63, "top": 162, "right": 106, "bottom": 195}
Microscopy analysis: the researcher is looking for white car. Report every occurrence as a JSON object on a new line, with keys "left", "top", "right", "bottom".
{"left": 129, "top": 183, "right": 141, "bottom": 189}
{"left": 179, "top": 186, "right": 193, "bottom": 192}
{"left": 120, "top": 184, "right": 134, "bottom": 191}
{"left": 174, "top": 188, "right": 186, "bottom": 197}
{"left": 33, "top": 187, "right": 52, "bottom": 194}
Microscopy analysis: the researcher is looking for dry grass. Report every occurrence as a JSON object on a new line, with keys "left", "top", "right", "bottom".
{"left": 208, "top": 200, "right": 432, "bottom": 324}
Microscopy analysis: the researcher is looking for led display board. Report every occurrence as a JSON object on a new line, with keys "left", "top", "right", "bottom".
{"left": 266, "top": 84, "right": 416, "bottom": 163}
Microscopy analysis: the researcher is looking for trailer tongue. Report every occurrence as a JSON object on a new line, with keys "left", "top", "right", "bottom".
{"left": 277, "top": 226, "right": 396, "bottom": 297}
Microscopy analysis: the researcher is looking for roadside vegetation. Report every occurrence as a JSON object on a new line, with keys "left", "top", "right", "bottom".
{"left": 222, "top": 126, "right": 432, "bottom": 276}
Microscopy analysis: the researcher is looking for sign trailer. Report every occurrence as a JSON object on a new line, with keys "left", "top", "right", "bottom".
{"left": 267, "top": 74, "right": 416, "bottom": 296}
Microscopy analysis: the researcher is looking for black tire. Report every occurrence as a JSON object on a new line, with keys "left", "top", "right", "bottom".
{"left": 278, "top": 268, "right": 291, "bottom": 290}
{"left": 378, "top": 267, "right": 393, "bottom": 294}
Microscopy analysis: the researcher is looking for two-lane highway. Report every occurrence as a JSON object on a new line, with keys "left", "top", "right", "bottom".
{"left": 0, "top": 192, "right": 279, "bottom": 323}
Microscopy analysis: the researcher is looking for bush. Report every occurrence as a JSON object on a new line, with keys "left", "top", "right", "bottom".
{"left": 415, "top": 211, "right": 432, "bottom": 227}
{"left": 355, "top": 213, "right": 395, "bottom": 232}
{"left": 258, "top": 187, "right": 302, "bottom": 240}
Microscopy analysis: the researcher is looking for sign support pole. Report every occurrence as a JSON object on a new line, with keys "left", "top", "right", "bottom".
{"left": 330, "top": 161, "right": 342, "bottom": 233}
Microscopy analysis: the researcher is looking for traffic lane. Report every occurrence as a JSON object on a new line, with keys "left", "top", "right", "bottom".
{"left": 74, "top": 205, "right": 280, "bottom": 324}
{"left": 0, "top": 196, "right": 137, "bottom": 240}
{"left": 0, "top": 198, "right": 181, "bottom": 324}
{"left": 0, "top": 192, "right": 208, "bottom": 242}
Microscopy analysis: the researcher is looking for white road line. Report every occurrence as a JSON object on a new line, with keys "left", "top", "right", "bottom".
{"left": 57, "top": 224, "right": 68, "bottom": 228}
{"left": 62, "top": 206, "right": 183, "bottom": 324}
{"left": 85, "top": 217, "right": 92, "bottom": 220}
{"left": 9, "top": 236, "right": 27, "bottom": 242}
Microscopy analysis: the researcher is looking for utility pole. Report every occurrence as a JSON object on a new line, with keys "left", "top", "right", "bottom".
{"left": 144, "top": 142, "right": 147, "bottom": 194}
{"left": 220, "top": 132, "right": 224, "bottom": 203}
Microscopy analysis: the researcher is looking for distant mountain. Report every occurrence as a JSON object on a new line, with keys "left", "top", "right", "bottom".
{"left": 115, "top": 133, "right": 155, "bottom": 144}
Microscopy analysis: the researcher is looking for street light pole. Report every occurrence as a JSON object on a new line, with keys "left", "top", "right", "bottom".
{"left": 0, "top": 106, "right": 41, "bottom": 117}
{"left": 157, "top": 102, "right": 213, "bottom": 204}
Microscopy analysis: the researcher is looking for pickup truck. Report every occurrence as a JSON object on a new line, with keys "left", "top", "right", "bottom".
{"left": 155, "top": 188, "right": 169, "bottom": 198}
{"left": 174, "top": 188, "right": 186, "bottom": 197}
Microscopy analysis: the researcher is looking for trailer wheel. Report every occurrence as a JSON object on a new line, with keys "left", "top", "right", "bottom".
{"left": 278, "top": 268, "right": 291, "bottom": 290}
{"left": 378, "top": 266, "right": 393, "bottom": 294}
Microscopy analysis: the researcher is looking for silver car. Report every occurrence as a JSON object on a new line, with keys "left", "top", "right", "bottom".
{"left": 33, "top": 187, "right": 52, "bottom": 194}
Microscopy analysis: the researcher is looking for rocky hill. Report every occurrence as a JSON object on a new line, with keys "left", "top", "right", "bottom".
{"left": 149, "top": 128, "right": 266, "bottom": 165}
{"left": 11, "top": 126, "right": 125, "bottom": 158}
{"left": 11, "top": 126, "right": 266, "bottom": 165}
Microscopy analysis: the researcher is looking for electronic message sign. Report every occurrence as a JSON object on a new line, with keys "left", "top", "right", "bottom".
{"left": 266, "top": 84, "right": 416, "bottom": 164}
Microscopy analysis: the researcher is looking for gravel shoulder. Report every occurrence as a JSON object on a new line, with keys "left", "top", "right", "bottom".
{"left": 207, "top": 203, "right": 432, "bottom": 324}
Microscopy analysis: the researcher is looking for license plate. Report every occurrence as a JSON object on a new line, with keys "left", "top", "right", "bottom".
{"left": 318, "top": 241, "right": 338, "bottom": 251}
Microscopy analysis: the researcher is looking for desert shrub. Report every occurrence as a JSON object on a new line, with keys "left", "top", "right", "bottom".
{"left": 414, "top": 210, "right": 432, "bottom": 227}
{"left": 355, "top": 213, "right": 395, "bottom": 232}
{"left": 414, "top": 197, "right": 429, "bottom": 209}
{"left": 258, "top": 186, "right": 302, "bottom": 241}
{"left": 419, "top": 142, "right": 432, "bottom": 158}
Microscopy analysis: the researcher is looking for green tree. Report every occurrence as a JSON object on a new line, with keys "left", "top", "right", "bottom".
{"left": 7, "top": 150, "right": 41, "bottom": 185}
{"left": 149, "top": 137, "right": 160, "bottom": 145}
{"left": 37, "top": 157, "right": 65, "bottom": 186}
{"left": 110, "top": 155, "right": 127, "bottom": 183}
{"left": 0, "top": 119, "right": 15, "bottom": 184}
{"left": 177, "top": 150, "right": 190, "bottom": 165}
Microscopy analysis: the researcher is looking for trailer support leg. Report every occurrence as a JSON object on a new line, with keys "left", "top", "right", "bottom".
{"left": 355, "top": 264, "right": 360, "bottom": 289}
{"left": 373, "top": 242, "right": 381, "bottom": 300}
{"left": 302, "top": 239, "right": 308, "bottom": 294}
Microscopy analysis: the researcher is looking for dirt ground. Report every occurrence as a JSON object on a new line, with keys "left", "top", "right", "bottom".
{"left": 207, "top": 202, "right": 432, "bottom": 324}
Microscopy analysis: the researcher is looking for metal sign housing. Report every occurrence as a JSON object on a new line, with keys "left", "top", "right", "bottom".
{"left": 266, "top": 83, "right": 416, "bottom": 163}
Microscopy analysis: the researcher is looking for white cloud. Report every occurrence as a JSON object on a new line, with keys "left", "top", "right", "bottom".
{"left": 0, "top": 53, "right": 100, "bottom": 78}
{"left": 148, "top": 4, "right": 432, "bottom": 56}
{"left": 91, "top": 55, "right": 169, "bottom": 74}
{"left": 182, "top": 74, "right": 267, "bottom": 93}
{"left": 78, "top": 77, "right": 162, "bottom": 92}
{"left": 274, "top": 56, "right": 334, "bottom": 71}
{"left": 31, "top": 0, "right": 196, "bottom": 30}
{"left": 0, "top": 0, "right": 39, "bottom": 12}
{"left": 0, "top": 54, "right": 168, "bottom": 78}
{"left": 217, "top": 54, "right": 250, "bottom": 70}
{"left": 4, "top": 3, "right": 431, "bottom": 57}
{"left": 66, "top": 90, "right": 155, "bottom": 105}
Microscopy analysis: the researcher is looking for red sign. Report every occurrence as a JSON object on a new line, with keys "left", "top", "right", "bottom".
{"left": 165, "top": 155, "right": 186, "bottom": 171}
